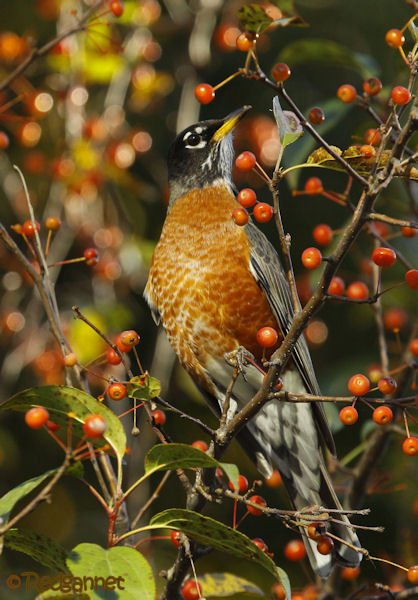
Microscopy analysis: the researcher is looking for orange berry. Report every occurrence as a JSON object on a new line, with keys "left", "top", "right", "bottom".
{"left": 359, "top": 144, "right": 376, "bottom": 158}
{"left": 235, "top": 151, "right": 256, "bottom": 171}
{"left": 339, "top": 406, "right": 359, "bottom": 426}
{"left": 371, "top": 247, "right": 397, "bottom": 268}
{"left": 151, "top": 409, "right": 166, "bottom": 426}
{"left": 108, "top": 382, "right": 128, "bottom": 401}
{"left": 228, "top": 474, "right": 249, "bottom": 493}
{"left": 308, "top": 107, "right": 325, "bottom": 125}
{"left": 271, "top": 63, "right": 291, "bottom": 82}
{"left": 341, "top": 566, "right": 360, "bottom": 581}
{"left": 383, "top": 307, "right": 407, "bottom": 331}
{"left": 170, "top": 529, "right": 182, "bottom": 547}
{"left": 247, "top": 494, "right": 267, "bottom": 516}
{"left": 401, "top": 226, "right": 416, "bottom": 237}
{"left": 312, "top": 224, "right": 333, "bottom": 246}
{"left": 362, "top": 77, "right": 382, "bottom": 96}
{"left": 232, "top": 206, "right": 249, "bottom": 226}
{"left": 364, "top": 128, "right": 381, "bottom": 146}
{"left": 346, "top": 281, "right": 369, "bottom": 300}
{"left": 181, "top": 579, "right": 202, "bottom": 600}
{"left": 316, "top": 535, "right": 334, "bottom": 555}
{"left": 409, "top": 338, "right": 418, "bottom": 356}
{"left": 119, "top": 329, "right": 140, "bottom": 348}
{"left": 110, "top": 0, "right": 124, "bottom": 17}
{"left": 0, "top": 131, "right": 10, "bottom": 149}
{"left": 304, "top": 177, "right": 323, "bottom": 195}
{"left": 348, "top": 373, "right": 370, "bottom": 396}
{"left": 191, "top": 439, "right": 208, "bottom": 452}
{"left": 307, "top": 523, "right": 322, "bottom": 541}
{"left": 405, "top": 269, "right": 418, "bottom": 289}
{"left": 236, "top": 32, "right": 253, "bottom": 52}
{"left": 84, "top": 247, "right": 99, "bottom": 266}
{"left": 64, "top": 352, "right": 78, "bottom": 367}
{"left": 372, "top": 405, "right": 393, "bottom": 426}
{"left": 391, "top": 86, "right": 411, "bottom": 106}
{"left": 237, "top": 188, "right": 257, "bottom": 208}
{"left": 44, "top": 216, "right": 61, "bottom": 231}
{"left": 252, "top": 537, "right": 269, "bottom": 552}
{"left": 385, "top": 28, "right": 405, "bottom": 48}
{"left": 327, "top": 276, "right": 345, "bottom": 296}
{"left": 301, "top": 247, "right": 322, "bottom": 269}
{"left": 106, "top": 348, "right": 122, "bottom": 365}
{"left": 284, "top": 539, "right": 306, "bottom": 561}
{"left": 25, "top": 406, "right": 49, "bottom": 429}
{"left": 22, "top": 220, "right": 40, "bottom": 238}
{"left": 194, "top": 83, "right": 215, "bottom": 105}
{"left": 83, "top": 414, "right": 106, "bottom": 438}
{"left": 407, "top": 566, "right": 418, "bottom": 584}
{"left": 265, "top": 469, "right": 282, "bottom": 488}
{"left": 337, "top": 84, "right": 357, "bottom": 103}
{"left": 253, "top": 202, "right": 273, "bottom": 223}
{"left": 256, "top": 326, "right": 279, "bottom": 348}
{"left": 377, "top": 376, "right": 397, "bottom": 395}
{"left": 402, "top": 436, "right": 418, "bottom": 456}
{"left": 272, "top": 583, "right": 287, "bottom": 600}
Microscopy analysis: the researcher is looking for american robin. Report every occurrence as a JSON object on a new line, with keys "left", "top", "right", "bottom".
{"left": 145, "top": 106, "right": 361, "bottom": 576}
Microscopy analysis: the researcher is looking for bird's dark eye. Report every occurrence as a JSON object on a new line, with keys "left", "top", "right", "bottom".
{"left": 186, "top": 133, "right": 201, "bottom": 147}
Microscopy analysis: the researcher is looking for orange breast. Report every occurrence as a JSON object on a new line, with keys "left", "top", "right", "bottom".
{"left": 146, "top": 185, "right": 279, "bottom": 387}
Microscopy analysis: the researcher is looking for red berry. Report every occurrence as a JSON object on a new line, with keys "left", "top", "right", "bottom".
{"left": 348, "top": 373, "right": 370, "bottom": 396}
{"left": 372, "top": 405, "right": 393, "bottom": 426}
{"left": 253, "top": 202, "right": 273, "bottom": 223}
{"left": 228, "top": 474, "right": 249, "bottom": 493}
{"left": 151, "top": 409, "right": 166, "bottom": 426}
{"left": 363, "top": 77, "right": 382, "bottom": 96}
{"left": 119, "top": 330, "right": 140, "bottom": 347}
{"left": 256, "top": 326, "right": 279, "bottom": 348}
{"left": 181, "top": 579, "right": 202, "bottom": 600}
{"left": 402, "top": 436, "right": 418, "bottom": 456}
{"left": 284, "top": 539, "right": 306, "bottom": 561}
{"left": 84, "top": 247, "right": 99, "bottom": 266}
{"left": 191, "top": 439, "right": 208, "bottom": 452}
{"left": 106, "top": 348, "right": 122, "bottom": 365}
{"left": 312, "top": 224, "right": 333, "bottom": 246}
{"left": 377, "top": 377, "right": 397, "bottom": 395}
{"left": 108, "top": 382, "right": 128, "bottom": 401}
{"left": 304, "top": 177, "right": 323, "bottom": 195}
{"left": 271, "top": 63, "right": 291, "bottom": 82}
{"left": 405, "top": 269, "right": 418, "bottom": 289}
{"left": 194, "top": 83, "right": 215, "bottom": 105}
{"left": 409, "top": 338, "right": 418, "bottom": 356}
{"left": 64, "top": 352, "right": 78, "bottom": 367}
{"left": 385, "top": 28, "right": 405, "bottom": 48}
{"left": 235, "top": 151, "right": 256, "bottom": 171}
{"left": 341, "top": 566, "right": 360, "bottom": 581}
{"left": 83, "top": 414, "right": 107, "bottom": 438}
{"left": 407, "top": 566, "right": 418, "bottom": 584}
{"left": 391, "top": 86, "right": 411, "bottom": 106}
{"left": 252, "top": 537, "right": 269, "bottom": 552}
{"left": 247, "top": 494, "right": 267, "bottom": 516}
{"left": 371, "top": 247, "right": 397, "bottom": 268}
{"left": 110, "top": 0, "right": 124, "bottom": 17}
{"left": 25, "top": 406, "right": 49, "bottom": 429}
{"left": 232, "top": 207, "right": 249, "bottom": 226}
{"left": 0, "top": 131, "right": 10, "bottom": 149}
{"left": 308, "top": 107, "right": 325, "bottom": 125}
{"left": 359, "top": 144, "right": 376, "bottom": 158}
{"left": 301, "top": 247, "right": 322, "bottom": 269}
{"left": 364, "top": 128, "right": 381, "bottom": 146}
{"left": 401, "top": 226, "right": 416, "bottom": 237}
{"left": 383, "top": 307, "right": 407, "bottom": 331}
{"left": 236, "top": 32, "right": 253, "bottom": 52}
{"left": 44, "top": 216, "right": 61, "bottom": 231}
{"left": 337, "top": 84, "right": 357, "bottom": 103}
{"left": 272, "top": 583, "right": 287, "bottom": 600}
{"left": 22, "top": 220, "right": 40, "bottom": 238}
{"left": 346, "top": 281, "right": 369, "bottom": 300}
{"left": 339, "top": 406, "right": 359, "bottom": 426}
{"left": 327, "top": 277, "right": 345, "bottom": 296}
{"left": 237, "top": 188, "right": 257, "bottom": 208}
{"left": 170, "top": 530, "right": 182, "bottom": 547}
{"left": 265, "top": 469, "right": 282, "bottom": 488}
{"left": 316, "top": 535, "right": 334, "bottom": 555}
{"left": 115, "top": 334, "right": 132, "bottom": 353}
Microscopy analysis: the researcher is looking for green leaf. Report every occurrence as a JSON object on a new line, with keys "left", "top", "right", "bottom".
{"left": 199, "top": 572, "right": 263, "bottom": 597}
{"left": 149, "top": 509, "right": 290, "bottom": 598}
{"left": 238, "top": 4, "right": 272, "bottom": 34}
{"left": 0, "top": 470, "right": 56, "bottom": 525}
{"left": 128, "top": 374, "right": 161, "bottom": 402}
{"left": 1, "top": 386, "right": 126, "bottom": 478}
{"left": 4, "top": 528, "right": 69, "bottom": 573}
{"left": 278, "top": 39, "right": 379, "bottom": 77}
{"left": 66, "top": 543, "right": 155, "bottom": 600}
{"left": 144, "top": 443, "right": 239, "bottom": 486}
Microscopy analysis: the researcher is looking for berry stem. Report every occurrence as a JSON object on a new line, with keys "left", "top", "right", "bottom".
{"left": 213, "top": 70, "right": 240, "bottom": 91}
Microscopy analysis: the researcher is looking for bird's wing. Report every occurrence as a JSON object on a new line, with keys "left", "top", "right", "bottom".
{"left": 245, "top": 222, "right": 335, "bottom": 454}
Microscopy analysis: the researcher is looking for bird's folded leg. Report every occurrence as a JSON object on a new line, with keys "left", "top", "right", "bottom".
{"left": 224, "top": 346, "right": 257, "bottom": 381}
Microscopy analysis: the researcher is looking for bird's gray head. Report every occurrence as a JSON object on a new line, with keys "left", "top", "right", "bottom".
{"left": 167, "top": 106, "right": 251, "bottom": 205}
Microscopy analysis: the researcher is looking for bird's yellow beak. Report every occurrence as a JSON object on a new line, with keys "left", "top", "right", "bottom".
{"left": 211, "top": 105, "right": 252, "bottom": 142}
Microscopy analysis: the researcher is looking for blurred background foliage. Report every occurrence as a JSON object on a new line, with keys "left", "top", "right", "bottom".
{"left": 0, "top": 0, "right": 416, "bottom": 598}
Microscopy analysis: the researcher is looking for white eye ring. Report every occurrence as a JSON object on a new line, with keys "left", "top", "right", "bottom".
{"left": 183, "top": 130, "right": 207, "bottom": 150}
